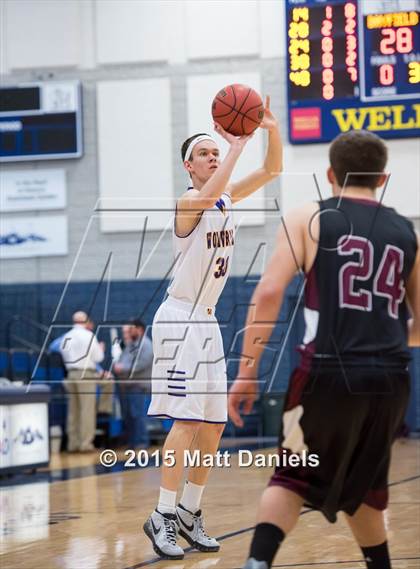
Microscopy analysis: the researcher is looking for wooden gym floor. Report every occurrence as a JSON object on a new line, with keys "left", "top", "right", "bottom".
{"left": 1, "top": 438, "right": 419, "bottom": 569}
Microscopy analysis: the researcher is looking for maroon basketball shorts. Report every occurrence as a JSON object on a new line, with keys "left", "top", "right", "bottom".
{"left": 269, "top": 362, "right": 410, "bottom": 522}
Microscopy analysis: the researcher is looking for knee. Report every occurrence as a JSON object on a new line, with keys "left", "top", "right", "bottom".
{"left": 173, "top": 420, "right": 201, "bottom": 438}
{"left": 201, "top": 422, "right": 225, "bottom": 438}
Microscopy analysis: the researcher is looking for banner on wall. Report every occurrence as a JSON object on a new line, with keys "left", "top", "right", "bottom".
{"left": 0, "top": 169, "right": 66, "bottom": 212}
{"left": 9, "top": 403, "right": 49, "bottom": 467}
{"left": 0, "top": 405, "right": 11, "bottom": 470}
{"left": 0, "top": 215, "right": 68, "bottom": 259}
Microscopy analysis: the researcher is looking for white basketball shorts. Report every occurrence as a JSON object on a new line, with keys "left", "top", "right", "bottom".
{"left": 147, "top": 296, "right": 227, "bottom": 423}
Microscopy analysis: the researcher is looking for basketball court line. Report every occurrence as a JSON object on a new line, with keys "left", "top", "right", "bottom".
{"left": 387, "top": 474, "right": 420, "bottom": 487}
{"left": 271, "top": 558, "right": 420, "bottom": 568}
{"left": 131, "top": 473, "right": 420, "bottom": 569}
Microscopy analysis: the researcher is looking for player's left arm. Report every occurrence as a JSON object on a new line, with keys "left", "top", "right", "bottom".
{"left": 406, "top": 231, "right": 420, "bottom": 347}
{"left": 224, "top": 96, "right": 283, "bottom": 204}
{"left": 228, "top": 207, "right": 307, "bottom": 427}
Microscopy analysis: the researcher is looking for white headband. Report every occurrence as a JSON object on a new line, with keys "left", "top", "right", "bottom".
{"left": 183, "top": 135, "right": 217, "bottom": 162}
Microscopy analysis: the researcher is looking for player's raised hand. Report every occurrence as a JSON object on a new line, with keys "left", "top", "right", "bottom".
{"left": 228, "top": 378, "right": 258, "bottom": 427}
{"left": 214, "top": 122, "right": 254, "bottom": 149}
{"left": 259, "top": 95, "right": 278, "bottom": 131}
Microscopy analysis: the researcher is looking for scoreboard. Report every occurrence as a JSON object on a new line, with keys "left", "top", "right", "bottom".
{"left": 363, "top": 10, "right": 419, "bottom": 99}
{"left": 286, "top": 0, "right": 420, "bottom": 143}
{"left": 0, "top": 81, "right": 83, "bottom": 162}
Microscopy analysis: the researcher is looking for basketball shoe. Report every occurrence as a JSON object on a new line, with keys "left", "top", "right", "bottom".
{"left": 243, "top": 558, "right": 269, "bottom": 569}
{"left": 143, "top": 509, "right": 184, "bottom": 559}
{"left": 176, "top": 503, "right": 220, "bottom": 552}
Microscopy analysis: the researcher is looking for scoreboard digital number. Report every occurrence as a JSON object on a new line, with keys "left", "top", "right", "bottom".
{"left": 286, "top": 0, "right": 420, "bottom": 143}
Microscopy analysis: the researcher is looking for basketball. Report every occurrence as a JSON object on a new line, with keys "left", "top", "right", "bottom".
{"left": 212, "top": 84, "right": 264, "bottom": 136}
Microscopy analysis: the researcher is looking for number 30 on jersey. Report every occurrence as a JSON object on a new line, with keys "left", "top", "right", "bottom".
{"left": 214, "top": 256, "right": 230, "bottom": 279}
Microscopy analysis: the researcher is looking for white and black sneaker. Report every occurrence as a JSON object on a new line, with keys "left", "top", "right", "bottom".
{"left": 176, "top": 504, "right": 220, "bottom": 552}
{"left": 143, "top": 509, "right": 184, "bottom": 560}
{"left": 243, "top": 558, "right": 269, "bottom": 569}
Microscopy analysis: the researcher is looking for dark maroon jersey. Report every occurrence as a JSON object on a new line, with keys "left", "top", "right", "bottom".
{"left": 302, "top": 196, "right": 418, "bottom": 365}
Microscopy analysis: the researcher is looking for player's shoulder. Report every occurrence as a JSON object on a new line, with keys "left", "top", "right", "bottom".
{"left": 178, "top": 188, "right": 200, "bottom": 202}
{"left": 276, "top": 202, "right": 320, "bottom": 245}
{"left": 283, "top": 201, "right": 319, "bottom": 226}
{"left": 384, "top": 205, "right": 418, "bottom": 236}
{"left": 176, "top": 188, "right": 202, "bottom": 212}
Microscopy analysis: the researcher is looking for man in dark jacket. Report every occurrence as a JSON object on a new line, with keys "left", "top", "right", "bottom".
{"left": 113, "top": 319, "right": 153, "bottom": 449}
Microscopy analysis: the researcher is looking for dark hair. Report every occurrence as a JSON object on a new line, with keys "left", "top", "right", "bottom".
{"left": 181, "top": 133, "right": 210, "bottom": 161}
{"left": 127, "top": 318, "right": 145, "bottom": 329}
{"left": 329, "top": 130, "right": 388, "bottom": 189}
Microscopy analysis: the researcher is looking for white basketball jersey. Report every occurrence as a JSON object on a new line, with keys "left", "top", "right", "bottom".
{"left": 167, "top": 191, "right": 235, "bottom": 307}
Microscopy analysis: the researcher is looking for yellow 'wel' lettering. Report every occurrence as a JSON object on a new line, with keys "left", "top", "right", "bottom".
{"left": 331, "top": 108, "right": 370, "bottom": 131}
{"left": 331, "top": 104, "right": 420, "bottom": 132}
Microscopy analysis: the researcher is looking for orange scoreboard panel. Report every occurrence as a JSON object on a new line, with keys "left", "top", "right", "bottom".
{"left": 286, "top": 0, "right": 420, "bottom": 143}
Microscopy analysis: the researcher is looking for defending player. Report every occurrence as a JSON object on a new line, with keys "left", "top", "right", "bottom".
{"left": 143, "top": 97, "right": 282, "bottom": 559}
{"left": 228, "top": 130, "right": 420, "bottom": 569}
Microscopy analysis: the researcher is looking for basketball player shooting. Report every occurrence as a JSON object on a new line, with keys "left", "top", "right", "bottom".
{"left": 228, "top": 130, "right": 420, "bottom": 569}
{"left": 143, "top": 95, "right": 282, "bottom": 559}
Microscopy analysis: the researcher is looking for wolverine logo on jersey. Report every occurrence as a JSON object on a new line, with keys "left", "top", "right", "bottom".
{"left": 215, "top": 198, "right": 226, "bottom": 215}
{"left": 206, "top": 229, "right": 235, "bottom": 249}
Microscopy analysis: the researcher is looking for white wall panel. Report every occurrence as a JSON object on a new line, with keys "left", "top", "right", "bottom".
{"left": 79, "top": 0, "right": 96, "bottom": 69}
{"left": 185, "top": 1, "right": 259, "bottom": 59}
{"left": 166, "top": 1, "right": 188, "bottom": 64}
{"left": 97, "top": 79, "right": 173, "bottom": 232}
{"left": 187, "top": 73, "right": 265, "bottom": 226}
{"left": 259, "top": 0, "right": 285, "bottom": 58}
{"left": 281, "top": 140, "right": 420, "bottom": 219}
{"left": 4, "top": 0, "right": 80, "bottom": 69}
{"left": 96, "top": 0, "right": 172, "bottom": 64}
{"left": 381, "top": 139, "right": 420, "bottom": 217}
{"left": 0, "top": 1, "right": 7, "bottom": 74}
{"left": 280, "top": 143, "right": 330, "bottom": 214}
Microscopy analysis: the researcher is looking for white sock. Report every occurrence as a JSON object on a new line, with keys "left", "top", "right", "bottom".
{"left": 180, "top": 480, "right": 205, "bottom": 513}
{"left": 157, "top": 486, "right": 177, "bottom": 515}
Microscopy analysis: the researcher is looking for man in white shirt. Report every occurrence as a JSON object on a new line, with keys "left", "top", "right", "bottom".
{"left": 60, "top": 311, "right": 105, "bottom": 452}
